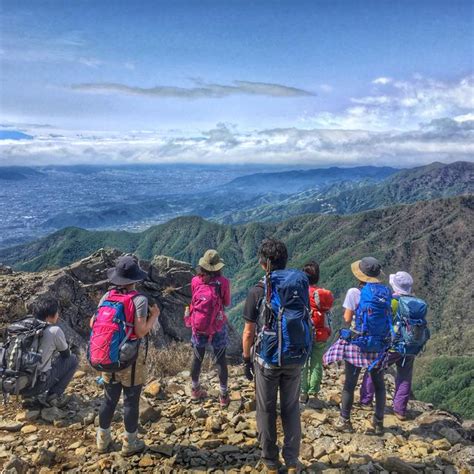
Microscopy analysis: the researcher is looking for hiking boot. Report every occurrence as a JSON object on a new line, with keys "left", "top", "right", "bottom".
{"left": 121, "top": 431, "right": 145, "bottom": 456}
{"left": 96, "top": 428, "right": 112, "bottom": 454}
{"left": 219, "top": 392, "right": 230, "bottom": 408}
{"left": 191, "top": 386, "right": 208, "bottom": 402}
{"left": 394, "top": 412, "right": 407, "bottom": 421}
{"left": 299, "top": 393, "right": 309, "bottom": 404}
{"left": 358, "top": 401, "right": 373, "bottom": 411}
{"left": 286, "top": 460, "right": 304, "bottom": 473}
{"left": 47, "top": 393, "right": 70, "bottom": 408}
{"left": 263, "top": 466, "right": 278, "bottom": 474}
{"left": 36, "top": 393, "right": 51, "bottom": 408}
{"left": 308, "top": 394, "right": 324, "bottom": 410}
{"left": 334, "top": 416, "right": 353, "bottom": 432}
{"left": 21, "top": 397, "right": 41, "bottom": 409}
{"left": 372, "top": 416, "right": 384, "bottom": 435}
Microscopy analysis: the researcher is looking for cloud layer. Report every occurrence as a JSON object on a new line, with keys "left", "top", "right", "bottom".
{"left": 1, "top": 74, "right": 473, "bottom": 167}
{"left": 70, "top": 80, "right": 315, "bottom": 99}
{"left": 1, "top": 118, "right": 472, "bottom": 168}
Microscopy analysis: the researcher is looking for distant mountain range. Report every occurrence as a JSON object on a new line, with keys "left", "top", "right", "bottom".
{"left": 216, "top": 161, "right": 474, "bottom": 223}
{"left": 223, "top": 165, "right": 398, "bottom": 195}
{"left": 42, "top": 161, "right": 471, "bottom": 230}
{"left": 0, "top": 166, "right": 43, "bottom": 180}
{"left": 1, "top": 195, "right": 472, "bottom": 361}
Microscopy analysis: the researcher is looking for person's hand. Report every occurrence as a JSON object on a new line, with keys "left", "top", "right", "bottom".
{"left": 149, "top": 304, "right": 160, "bottom": 319}
{"left": 243, "top": 356, "right": 254, "bottom": 381}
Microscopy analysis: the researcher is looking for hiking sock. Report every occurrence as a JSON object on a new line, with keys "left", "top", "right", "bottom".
{"left": 192, "top": 380, "right": 200, "bottom": 390}
{"left": 219, "top": 385, "right": 228, "bottom": 395}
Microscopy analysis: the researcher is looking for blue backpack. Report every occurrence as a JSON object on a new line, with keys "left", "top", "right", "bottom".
{"left": 349, "top": 283, "right": 393, "bottom": 353}
{"left": 256, "top": 269, "right": 313, "bottom": 367}
{"left": 392, "top": 296, "right": 430, "bottom": 356}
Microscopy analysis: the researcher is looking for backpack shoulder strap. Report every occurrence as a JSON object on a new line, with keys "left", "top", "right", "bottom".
{"left": 312, "top": 288, "right": 321, "bottom": 310}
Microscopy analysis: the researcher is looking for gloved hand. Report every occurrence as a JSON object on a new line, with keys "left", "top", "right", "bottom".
{"left": 243, "top": 356, "right": 254, "bottom": 381}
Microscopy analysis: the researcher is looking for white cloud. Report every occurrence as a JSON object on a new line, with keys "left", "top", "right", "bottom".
{"left": 373, "top": 77, "right": 392, "bottom": 85}
{"left": 306, "top": 74, "right": 474, "bottom": 132}
{"left": 319, "top": 84, "right": 333, "bottom": 93}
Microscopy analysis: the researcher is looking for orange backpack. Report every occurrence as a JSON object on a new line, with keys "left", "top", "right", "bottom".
{"left": 309, "top": 286, "right": 334, "bottom": 342}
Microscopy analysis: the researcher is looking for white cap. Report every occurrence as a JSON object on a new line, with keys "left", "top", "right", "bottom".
{"left": 389, "top": 271, "right": 413, "bottom": 295}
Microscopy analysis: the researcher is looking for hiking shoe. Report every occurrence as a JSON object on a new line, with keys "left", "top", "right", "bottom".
{"left": 394, "top": 412, "right": 407, "bottom": 421}
{"left": 191, "top": 386, "right": 208, "bottom": 402}
{"left": 96, "top": 428, "right": 112, "bottom": 454}
{"left": 21, "top": 397, "right": 41, "bottom": 409}
{"left": 36, "top": 393, "right": 52, "bottom": 408}
{"left": 47, "top": 393, "right": 70, "bottom": 408}
{"left": 286, "top": 460, "right": 304, "bottom": 473}
{"left": 372, "top": 416, "right": 384, "bottom": 435}
{"left": 299, "top": 393, "right": 309, "bottom": 404}
{"left": 334, "top": 416, "right": 353, "bottom": 432}
{"left": 219, "top": 392, "right": 230, "bottom": 408}
{"left": 121, "top": 431, "right": 145, "bottom": 456}
{"left": 358, "top": 402, "right": 373, "bottom": 411}
{"left": 308, "top": 395, "right": 324, "bottom": 410}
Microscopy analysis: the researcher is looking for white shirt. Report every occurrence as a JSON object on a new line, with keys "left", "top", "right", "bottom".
{"left": 343, "top": 287, "right": 361, "bottom": 312}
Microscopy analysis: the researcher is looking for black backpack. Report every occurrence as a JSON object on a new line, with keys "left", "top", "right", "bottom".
{"left": 0, "top": 317, "right": 48, "bottom": 400}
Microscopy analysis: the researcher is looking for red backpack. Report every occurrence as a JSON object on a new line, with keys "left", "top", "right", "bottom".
{"left": 186, "top": 277, "right": 226, "bottom": 337}
{"left": 88, "top": 290, "right": 139, "bottom": 372}
{"left": 309, "top": 286, "right": 334, "bottom": 342}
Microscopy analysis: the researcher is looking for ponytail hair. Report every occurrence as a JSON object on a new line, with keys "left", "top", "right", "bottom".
{"left": 303, "top": 260, "right": 320, "bottom": 285}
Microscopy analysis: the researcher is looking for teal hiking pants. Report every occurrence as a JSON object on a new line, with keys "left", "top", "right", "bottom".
{"left": 301, "top": 341, "right": 327, "bottom": 395}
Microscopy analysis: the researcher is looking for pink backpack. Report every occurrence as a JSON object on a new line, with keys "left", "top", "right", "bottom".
{"left": 186, "top": 278, "right": 226, "bottom": 336}
{"left": 88, "top": 290, "right": 140, "bottom": 372}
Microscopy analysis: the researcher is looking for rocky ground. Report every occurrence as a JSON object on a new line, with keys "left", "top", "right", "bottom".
{"left": 0, "top": 363, "right": 472, "bottom": 474}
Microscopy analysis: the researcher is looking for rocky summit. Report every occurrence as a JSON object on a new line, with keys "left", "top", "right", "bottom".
{"left": 0, "top": 364, "right": 473, "bottom": 473}
{"left": 0, "top": 248, "right": 241, "bottom": 355}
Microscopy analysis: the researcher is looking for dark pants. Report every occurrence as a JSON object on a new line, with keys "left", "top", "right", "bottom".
{"left": 341, "top": 361, "right": 385, "bottom": 420}
{"left": 23, "top": 354, "right": 78, "bottom": 397}
{"left": 255, "top": 363, "right": 301, "bottom": 468}
{"left": 99, "top": 382, "right": 142, "bottom": 433}
{"left": 360, "top": 353, "right": 414, "bottom": 416}
{"left": 191, "top": 346, "right": 228, "bottom": 389}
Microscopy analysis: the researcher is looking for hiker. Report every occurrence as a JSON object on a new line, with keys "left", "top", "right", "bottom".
{"left": 323, "top": 257, "right": 392, "bottom": 434}
{"left": 185, "top": 249, "right": 231, "bottom": 407}
{"left": 242, "top": 239, "right": 312, "bottom": 473}
{"left": 301, "top": 260, "right": 334, "bottom": 408}
{"left": 20, "top": 295, "right": 78, "bottom": 407}
{"left": 90, "top": 255, "right": 160, "bottom": 456}
{"left": 359, "top": 271, "right": 429, "bottom": 420}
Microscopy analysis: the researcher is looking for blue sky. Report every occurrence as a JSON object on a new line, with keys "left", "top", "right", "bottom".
{"left": 0, "top": 0, "right": 473, "bottom": 166}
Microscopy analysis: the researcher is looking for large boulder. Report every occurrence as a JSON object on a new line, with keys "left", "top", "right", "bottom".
{"left": 0, "top": 249, "right": 241, "bottom": 354}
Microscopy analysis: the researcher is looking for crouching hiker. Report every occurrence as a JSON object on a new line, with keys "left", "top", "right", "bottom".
{"left": 242, "top": 239, "right": 312, "bottom": 473}
{"left": 323, "top": 257, "right": 392, "bottom": 434}
{"left": 301, "top": 260, "right": 334, "bottom": 408}
{"left": 19, "top": 296, "right": 78, "bottom": 407}
{"left": 89, "top": 256, "right": 160, "bottom": 456}
{"left": 185, "top": 250, "right": 231, "bottom": 407}
{"left": 359, "top": 271, "right": 429, "bottom": 421}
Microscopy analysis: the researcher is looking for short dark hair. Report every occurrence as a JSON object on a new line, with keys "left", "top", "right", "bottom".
{"left": 303, "top": 260, "right": 320, "bottom": 285}
{"left": 258, "top": 238, "right": 288, "bottom": 271}
{"left": 32, "top": 296, "right": 59, "bottom": 321}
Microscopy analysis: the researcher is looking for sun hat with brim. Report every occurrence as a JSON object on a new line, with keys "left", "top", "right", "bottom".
{"left": 107, "top": 255, "right": 148, "bottom": 286}
{"left": 198, "top": 249, "right": 225, "bottom": 272}
{"left": 389, "top": 271, "right": 413, "bottom": 295}
{"left": 351, "top": 257, "right": 383, "bottom": 283}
